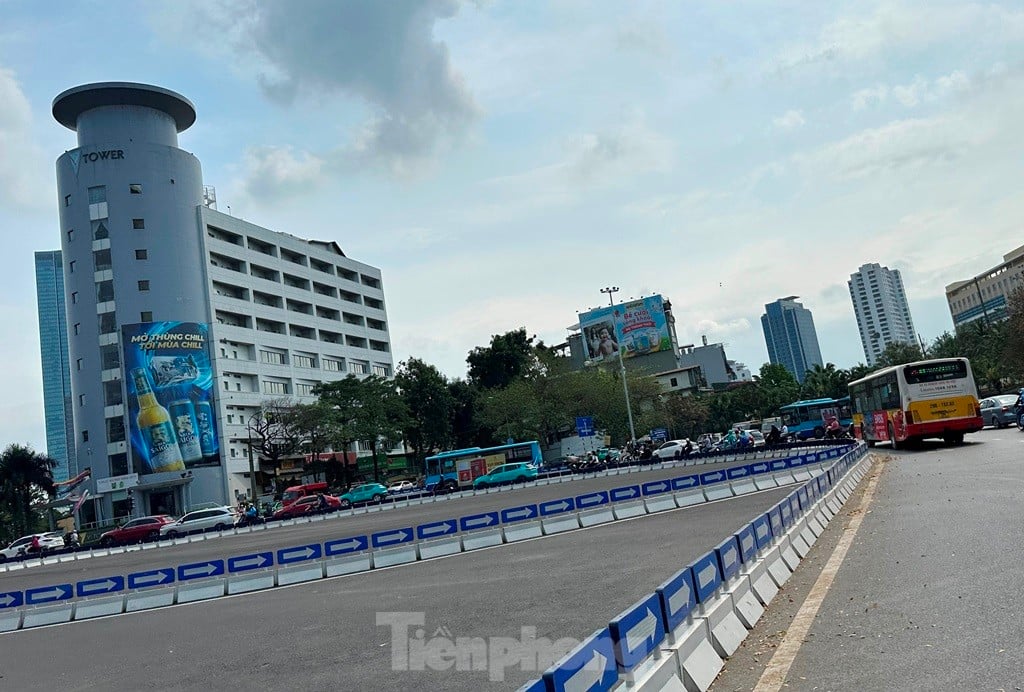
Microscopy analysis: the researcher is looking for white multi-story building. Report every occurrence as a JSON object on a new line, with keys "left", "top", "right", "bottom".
{"left": 51, "top": 81, "right": 392, "bottom": 522}
{"left": 945, "top": 244, "right": 1024, "bottom": 329}
{"left": 848, "top": 263, "right": 916, "bottom": 366}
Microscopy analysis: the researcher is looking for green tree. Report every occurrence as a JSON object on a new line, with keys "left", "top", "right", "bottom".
{"left": 0, "top": 444, "right": 57, "bottom": 543}
{"left": 477, "top": 380, "right": 544, "bottom": 443}
{"left": 755, "top": 363, "right": 801, "bottom": 416}
{"left": 467, "top": 328, "right": 539, "bottom": 389}
{"left": 874, "top": 341, "right": 924, "bottom": 368}
{"left": 395, "top": 358, "right": 454, "bottom": 467}
{"left": 802, "top": 363, "right": 848, "bottom": 400}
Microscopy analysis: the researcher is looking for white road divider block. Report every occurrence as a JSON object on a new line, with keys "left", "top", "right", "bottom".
{"left": 745, "top": 560, "right": 779, "bottom": 607}
{"left": 730, "top": 478, "right": 758, "bottom": 496}
{"left": 541, "top": 514, "right": 579, "bottom": 535}
{"left": 727, "top": 576, "right": 765, "bottom": 629}
{"left": 764, "top": 545, "right": 793, "bottom": 588}
{"left": 612, "top": 500, "right": 647, "bottom": 520}
{"left": 644, "top": 495, "right": 676, "bottom": 513}
{"left": 669, "top": 618, "right": 724, "bottom": 691}
{"left": 462, "top": 527, "right": 504, "bottom": 551}
{"left": 503, "top": 521, "right": 543, "bottom": 543}
{"left": 74, "top": 595, "right": 126, "bottom": 620}
{"left": 22, "top": 603, "right": 74, "bottom": 628}
{"left": 799, "top": 522, "right": 818, "bottom": 550}
{"left": 126, "top": 586, "right": 176, "bottom": 612}
{"left": 276, "top": 562, "right": 325, "bottom": 585}
{"left": 702, "top": 594, "right": 747, "bottom": 658}
{"left": 780, "top": 537, "right": 802, "bottom": 569}
{"left": 372, "top": 545, "right": 418, "bottom": 568}
{"left": 578, "top": 507, "right": 615, "bottom": 527}
{"left": 227, "top": 571, "right": 275, "bottom": 595}
{"left": 0, "top": 610, "right": 21, "bottom": 632}
{"left": 176, "top": 578, "right": 226, "bottom": 604}
{"left": 702, "top": 484, "right": 734, "bottom": 502}
{"left": 418, "top": 537, "right": 463, "bottom": 560}
{"left": 325, "top": 553, "right": 373, "bottom": 576}
{"left": 674, "top": 489, "right": 705, "bottom": 508}
{"left": 628, "top": 652, "right": 687, "bottom": 692}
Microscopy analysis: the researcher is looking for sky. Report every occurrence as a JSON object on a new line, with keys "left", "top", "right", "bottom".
{"left": 2, "top": 0, "right": 1024, "bottom": 451}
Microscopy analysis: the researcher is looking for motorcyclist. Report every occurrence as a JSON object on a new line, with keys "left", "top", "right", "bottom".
{"left": 766, "top": 425, "right": 782, "bottom": 446}
{"left": 826, "top": 416, "right": 843, "bottom": 439}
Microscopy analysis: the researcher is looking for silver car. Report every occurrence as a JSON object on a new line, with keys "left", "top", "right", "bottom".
{"left": 979, "top": 395, "right": 1018, "bottom": 428}
{"left": 159, "top": 507, "right": 237, "bottom": 538}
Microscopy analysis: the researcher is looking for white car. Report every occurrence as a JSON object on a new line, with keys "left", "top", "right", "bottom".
{"left": 0, "top": 532, "right": 66, "bottom": 562}
{"left": 387, "top": 481, "right": 416, "bottom": 494}
{"left": 159, "top": 507, "right": 237, "bottom": 538}
{"left": 653, "top": 439, "right": 692, "bottom": 461}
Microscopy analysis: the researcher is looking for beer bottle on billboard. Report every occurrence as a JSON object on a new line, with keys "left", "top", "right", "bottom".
{"left": 191, "top": 385, "right": 220, "bottom": 462}
{"left": 131, "top": 368, "right": 185, "bottom": 473}
{"left": 169, "top": 397, "right": 203, "bottom": 465}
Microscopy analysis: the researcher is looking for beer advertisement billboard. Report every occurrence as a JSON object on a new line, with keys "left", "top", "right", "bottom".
{"left": 120, "top": 322, "right": 221, "bottom": 474}
{"left": 578, "top": 295, "right": 672, "bottom": 363}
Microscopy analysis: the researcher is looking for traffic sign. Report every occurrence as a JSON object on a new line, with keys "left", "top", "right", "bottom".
{"left": 543, "top": 627, "right": 618, "bottom": 692}
{"left": 779, "top": 500, "right": 793, "bottom": 528}
{"left": 76, "top": 575, "right": 125, "bottom": 597}
{"left": 715, "top": 537, "right": 741, "bottom": 582}
{"left": 370, "top": 529, "right": 413, "bottom": 549}
{"left": 753, "top": 514, "right": 773, "bottom": 550}
{"left": 750, "top": 461, "right": 770, "bottom": 475}
{"left": 736, "top": 524, "right": 757, "bottom": 564}
{"left": 609, "top": 485, "right": 640, "bottom": 503}
{"left": 771, "top": 459, "right": 790, "bottom": 470}
{"left": 539, "top": 497, "right": 575, "bottom": 516}
{"left": 227, "top": 552, "right": 273, "bottom": 573}
{"left": 276, "top": 543, "right": 323, "bottom": 564}
{"left": 797, "top": 486, "right": 809, "bottom": 510}
{"left": 459, "top": 512, "right": 499, "bottom": 532}
{"left": 500, "top": 504, "right": 538, "bottom": 524}
{"left": 177, "top": 559, "right": 225, "bottom": 582}
{"left": 575, "top": 491, "right": 609, "bottom": 509}
{"left": 789, "top": 494, "right": 801, "bottom": 519}
{"left": 691, "top": 551, "right": 721, "bottom": 603}
{"left": 699, "top": 469, "right": 726, "bottom": 485}
{"left": 325, "top": 536, "right": 370, "bottom": 556}
{"left": 127, "top": 568, "right": 174, "bottom": 590}
{"left": 671, "top": 475, "right": 699, "bottom": 491}
{"left": 727, "top": 465, "right": 751, "bottom": 480}
{"left": 650, "top": 427, "right": 668, "bottom": 443}
{"left": 656, "top": 566, "right": 696, "bottom": 633}
{"left": 0, "top": 591, "right": 23, "bottom": 609}
{"left": 641, "top": 480, "right": 670, "bottom": 496}
{"left": 768, "top": 506, "right": 785, "bottom": 536}
{"left": 609, "top": 593, "right": 666, "bottom": 672}
{"left": 25, "top": 583, "right": 72, "bottom": 606}
{"left": 576, "top": 416, "right": 595, "bottom": 438}
{"left": 416, "top": 520, "right": 457, "bottom": 540}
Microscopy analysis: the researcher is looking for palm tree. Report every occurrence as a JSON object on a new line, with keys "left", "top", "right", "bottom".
{"left": 0, "top": 444, "right": 57, "bottom": 541}
{"left": 801, "top": 363, "right": 847, "bottom": 400}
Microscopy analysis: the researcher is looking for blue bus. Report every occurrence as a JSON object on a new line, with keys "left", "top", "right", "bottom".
{"left": 778, "top": 396, "right": 853, "bottom": 439}
{"left": 424, "top": 441, "right": 543, "bottom": 491}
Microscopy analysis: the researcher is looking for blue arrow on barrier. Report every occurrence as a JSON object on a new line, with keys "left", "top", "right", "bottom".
{"left": 227, "top": 552, "right": 273, "bottom": 573}
{"left": 609, "top": 593, "right": 666, "bottom": 673}
{"left": 700, "top": 470, "right": 725, "bottom": 485}
{"left": 539, "top": 497, "right": 574, "bottom": 516}
{"left": 771, "top": 459, "right": 790, "bottom": 470}
{"left": 751, "top": 462, "right": 769, "bottom": 474}
{"left": 500, "top": 504, "right": 538, "bottom": 524}
{"left": 416, "top": 521, "right": 457, "bottom": 540}
{"left": 325, "top": 536, "right": 370, "bottom": 556}
{"left": 575, "top": 491, "right": 609, "bottom": 509}
{"left": 0, "top": 591, "right": 23, "bottom": 609}
{"left": 76, "top": 575, "right": 125, "bottom": 597}
{"left": 656, "top": 566, "right": 696, "bottom": 633}
{"left": 459, "top": 512, "right": 499, "bottom": 532}
{"left": 691, "top": 552, "right": 721, "bottom": 603}
{"left": 127, "top": 568, "right": 174, "bottom": 590}
{"left": 672, "top": 475, "right": 699, "bottom": 491}
{"left": 727, "top": 465, "right": 750, "bottom": 479}
{"left": 25, "top": 583, "right": 72, "bottom": 606}
{"left": 371, "top": 529, "right": 413, "bottom": 549}
{"left": 641, "top": 480, "right": 670, "bottom": 496}
{"left": 610, "top": 485, "right": 640, "bottom": 502}
{"left": 177, "top": 559, "right": 225, "bottom": 582}
{"left": 543, "top": 628, "right": 618, "bottom": 692}
{"left": 276, "top": 543, "right": 322, "bottom": 564}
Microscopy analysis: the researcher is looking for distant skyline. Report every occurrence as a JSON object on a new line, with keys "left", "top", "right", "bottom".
{"left": 3, "top": 1, "right": 1024, "bottom": 451}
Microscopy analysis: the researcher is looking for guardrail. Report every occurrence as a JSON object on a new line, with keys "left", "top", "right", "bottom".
{"left": 0, "top": 444, "right": 856, "bottom": 632}
{"left": 515, "top": 442, "right": 871, "bottom": 692}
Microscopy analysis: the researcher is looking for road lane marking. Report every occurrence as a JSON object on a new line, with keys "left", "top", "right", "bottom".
{"left": 754, "top": 456, "right": 883, "bottom": 692}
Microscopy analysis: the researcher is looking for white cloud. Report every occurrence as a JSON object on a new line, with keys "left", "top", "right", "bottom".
{"left": 852, "top": 69, "right": 971, "bottom": 110}
{"left": 772, "top": 109, "right": 805, "bottom": 130}
{"left": 0, "top": 67, "right": 47, "bottom": 211}
{"left": 236, "top": 145, "right": 324, "bottom": 201}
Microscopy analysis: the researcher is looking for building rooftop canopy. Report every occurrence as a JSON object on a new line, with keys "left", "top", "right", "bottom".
{"left": 52, "top": 82, "right": 196, "bottom": 132}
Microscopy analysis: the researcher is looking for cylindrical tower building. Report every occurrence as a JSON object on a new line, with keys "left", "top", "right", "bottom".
{"left": 53, "top": 82, "right": 213, "bottom": 521}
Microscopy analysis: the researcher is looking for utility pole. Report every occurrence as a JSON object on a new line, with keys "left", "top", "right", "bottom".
{"left": 600, "top": 286, "right": 637, "bottom": 443}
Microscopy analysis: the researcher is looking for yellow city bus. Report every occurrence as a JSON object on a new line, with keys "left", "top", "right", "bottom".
{"left": 848, "top": 357, "right": 983, "bottom": 448}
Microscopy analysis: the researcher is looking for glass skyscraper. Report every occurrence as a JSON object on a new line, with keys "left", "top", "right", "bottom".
{"left": 35, "top": 250, "right": 75, "bottom": 482}
{"left": 761, "top": 296, "right": 823, "bottom": 384}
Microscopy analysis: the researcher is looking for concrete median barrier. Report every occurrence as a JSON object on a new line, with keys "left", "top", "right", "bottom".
{"left": 502, "top": 521, "right": 542, "bottom": 543}
{"left": 417, "top": 537, "right": 463, "bottom": 560}
{"left": 462, "top": 527, "right": 504, "bottom": 551}
{"left": 126, "top": 586, "right": 176, "bottom": 612}
{"left": 227, "top": 571, "right": 275, "bottom": 595}
{"left": 73, "top": 594, "right": 126, "bottom": 620}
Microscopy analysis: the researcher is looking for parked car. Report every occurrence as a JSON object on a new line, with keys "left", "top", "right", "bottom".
{"left": 472, "top": 462, "right": 538, "bottom": 489}
{"left": 271, "top": 494, "right": 341, "bottom": 520}
{"left": 980, "top": 394, "right": 1019, "bottom": 428}
{"left": 0, "top": 532, "right": 66, "bottom": 561}
{"left": 747, "top": 430, "right": 766, "bottom": 448}
{"left": 652, "top": 439, "right": 692, "bottom": 461}
{"left": 99, "top": 515, "right": 175, "bottom": 546}
{"left": 387, "top": 480, "right": 416, "bottom": 495}
{"left": 159, "top": 507, "right": 237, "bottom": 538}
{"left": 338, "top": 483, "right": 389, "bottom": 508}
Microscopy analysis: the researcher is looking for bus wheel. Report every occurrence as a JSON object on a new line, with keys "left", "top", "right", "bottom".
{"left": 889, "top": 424, "right": 901, "bottom": 450}
{"left": 943, "top": 432, "right": 965, "bottom": 445}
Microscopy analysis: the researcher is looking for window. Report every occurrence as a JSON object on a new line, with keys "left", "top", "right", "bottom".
{"left": 74, "top": 322, "right": 80, "bottom": 336}
{"left": 93, "top": 249, "right": 112, "bottom": 271}
{"left": 71, "top": 291, "right": 78, "bottom": 304}
{"left": 260, "top": 350, "right": 286, "bottom": 365}
{"left": 79, "top": 394, "right": 86, "bottom": 407}
{"left": 106, "top": 417, "right": 126, "bottom": 443}
{"left": 98, "top": 312, "right": 116, "bottom": 334}
{"left": 130, "top": 184, "right": 142, "bottom": 194}
{"left": 135, "top": 249, "right": 148, "bottom": 260}
{"left": 295, "top": 383, "right": 315, "bottom": 396}
{"left": 323, "top": 358, "right": 344, "bottom": 372}
{"left": 94, "top": 222, "right": 109, "bottom": 240}
{"left": 372, "top": 364, "right": 389, "bottom": 377}
{"left": 88, "top": 186, "right": 106, "bottom": 204}
{"left": 350, "top": 361, "right": 368, "bottom": 375}
{"left": 104, "top": 380, "right": 123, "bottom": 406}
{"left": 141, "top": 311, "right": 153, "bottom": 322}
{"left": 81, "top": 429, "right": 89, "bottom": 442}
{"left": 109, "top": 453, "right": 129, "bottom": 476}
{"left": 96, "top": 280, "right": 114, "bottom": 302}
{"left": 262, "top": 380, "right": 289, "bottom": 395}
{"left": 670, "top": 377, "right": 678, "bottom": 387}
{"left": 67, "top": 229, "right": 74, "bottom": 242}
{"left": 100, "top": 344, "right": 120, "bottom": 370}
{"left": 293, "top": 354, "right": 315, "bottom": 368}
{"left": 138, "top": 280, "right": 150, "bottom": 292}
{"left": 64, "top": 194, "right": 71, "bottom": 207}
{"left": 132, "top": 218, "right": 145, "bottom": 230}
{"left": 69, "top": 260, "right": 76, "bottom": 274}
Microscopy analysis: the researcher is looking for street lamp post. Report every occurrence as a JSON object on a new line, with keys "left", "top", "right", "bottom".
{"left": 600, "top": 286, "right": 637, "bottom": 443}
{"left": 246, "top": 412, "right": 260, "bottom": 503}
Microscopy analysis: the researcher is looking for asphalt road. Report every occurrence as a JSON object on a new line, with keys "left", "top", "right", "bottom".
{"left": 711, "top": 427, "right": 1024, "bottom": 691}
{"left": 1, "top": 452, "right": 783, "bottom": 594}
{"left": 0, "top": 486, "right": 795, "bottom": 691}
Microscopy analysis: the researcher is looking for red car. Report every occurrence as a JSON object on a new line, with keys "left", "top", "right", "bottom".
{"left": 272, "top": 494, "right": 341, "bottom": 520}
{"left": 99, "top": 515, "right": 176, "bottom": 546}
